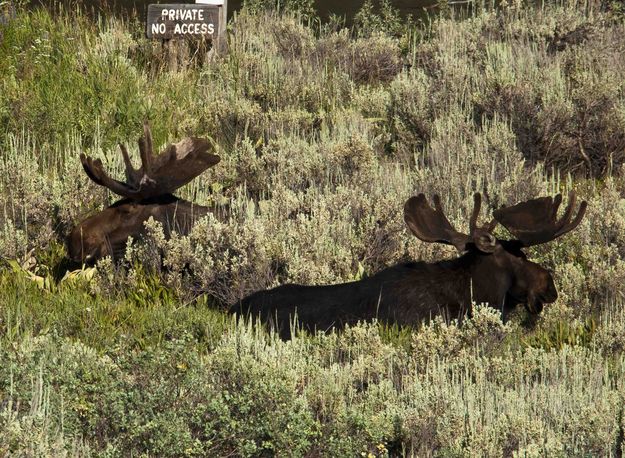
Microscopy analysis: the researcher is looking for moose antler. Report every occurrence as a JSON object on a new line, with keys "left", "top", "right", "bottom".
{"left": 80, "top": 122, "right": 221, "bottom": 200}
{"left": 404, "top": 193, "right": 498, "bottom": 253}
{"left": 493, "top": 191, "right": 587, "bottom": 247}
{"left": 404, "top": 193, "right": 468, "bottom": 250}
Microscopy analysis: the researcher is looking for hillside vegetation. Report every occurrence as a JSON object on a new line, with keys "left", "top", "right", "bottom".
{"left": 1, "top": 0, "right": 625, "bottom": 455}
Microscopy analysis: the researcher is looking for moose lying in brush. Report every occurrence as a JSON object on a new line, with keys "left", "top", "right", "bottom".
{"left": 231, "top": 192, "right": 587, "bottom": 338}
{"left": 67, "top": 123, "right": 220, "bottom": 264}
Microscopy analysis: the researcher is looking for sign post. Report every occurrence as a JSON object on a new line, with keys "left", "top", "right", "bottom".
{"left": 195, "top": 0, "right": 227, "bottom": 52}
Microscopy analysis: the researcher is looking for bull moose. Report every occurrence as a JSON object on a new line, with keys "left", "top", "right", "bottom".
{"left": 67, "top": 123, "right": 219, "bottom": 264}
{"left": 231, "top": 192, "right": 587, "bottom": 338}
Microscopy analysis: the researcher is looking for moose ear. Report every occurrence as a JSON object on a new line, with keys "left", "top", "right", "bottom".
{"left": 472, "top": 231, "right": 497, "bottom": 253}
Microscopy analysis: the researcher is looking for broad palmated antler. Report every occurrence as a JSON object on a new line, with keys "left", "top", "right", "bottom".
{"left": 404, "top": 193, "right": 497, "bottom": 253}
{"left": 493, "top": 191, "right": 587, "bottom": 247}
{"left": 80, "top": 122, "right": 221, "bottom": 200}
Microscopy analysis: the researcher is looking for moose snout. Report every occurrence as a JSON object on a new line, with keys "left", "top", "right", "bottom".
{"left": 528, "top": 300, "right": 543, "bottom": 314}
{"left": 526, "top": 280, "right": 558, "bottom": 315}
{"left": 542, "top": 276, "right": 558, "bottom": 303}
{"left": 526, "top": 293, "right": 544, "bottom": 314}
{"left": 66, "top": 236, "right": 100, "bottom": 266}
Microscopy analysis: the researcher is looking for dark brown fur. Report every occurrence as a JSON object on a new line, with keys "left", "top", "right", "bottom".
{"left": 66, "top": 123, "right": 219, "bottom": 264}
{"left": 231, "top": 193, "right": 584, "bottom": 339}
{"left": 231, "top": 241, "right": 556, "bottom": 339}
{"left": 66, "top": 195, "right": 209, "bottom": 264}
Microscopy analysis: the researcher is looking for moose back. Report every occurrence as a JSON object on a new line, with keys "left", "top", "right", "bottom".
{"left": 231, "top": 192, "right": 586, "bottom": 339}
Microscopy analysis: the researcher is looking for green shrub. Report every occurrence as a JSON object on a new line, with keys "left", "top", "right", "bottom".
{"left": 2, "top": 1, "right": 625, "bottom": 455}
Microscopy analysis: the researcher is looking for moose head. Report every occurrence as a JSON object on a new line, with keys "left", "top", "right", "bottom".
{"left": 404, "top": 192, "right": 587, "bottom": 317}
{"left": 66, "top": 123, "right": 220, "bottom": 264}
{"left": 232, "top": 192, "right": 587, "bottom": 339}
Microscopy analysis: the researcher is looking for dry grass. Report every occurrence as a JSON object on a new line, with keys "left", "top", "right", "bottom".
{"left": 1, "top": 0, "right": 625, "bottom": 455}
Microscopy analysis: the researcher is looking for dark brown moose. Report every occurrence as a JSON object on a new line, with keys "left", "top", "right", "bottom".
{"left": 67, "top": 123, "right": 219, "bottom": 264}
{"left": 231, "top": 192, "right": 587, "bottom": 339}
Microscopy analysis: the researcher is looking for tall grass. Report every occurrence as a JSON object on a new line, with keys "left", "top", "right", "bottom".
{"left": 1, "top": 0, "right": 625, "bottom": 455}
{"left": 1, "top": 278, "right": 624, "bottom": 455}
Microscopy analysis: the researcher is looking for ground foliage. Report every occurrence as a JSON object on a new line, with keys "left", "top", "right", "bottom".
{"left": 1, "top": 0, "right": 625, "bottom": 455}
